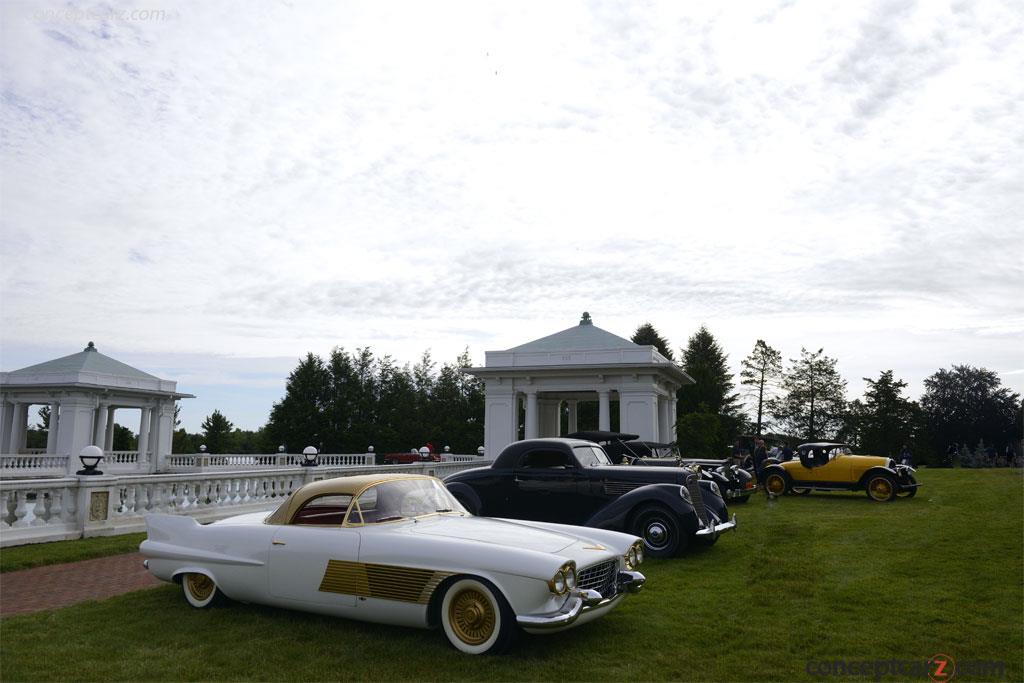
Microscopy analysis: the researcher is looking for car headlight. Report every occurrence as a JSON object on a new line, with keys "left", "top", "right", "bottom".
{"left": 627, "top": 547, "right": 637, "bottom": 569}
{"left": 624, "top": 540, "right": 644, "bottom": 569}
{"left": 679, "top": 485, "right": 691, "bottom": 503}
{"left": 548, "top": 561, "right": 575, "bottom": 595}
{"left": 634, "top": 541, "right": 644, "bottom": 565}
{"left": 708, "top": 481, "right": 721, "bottom": 496}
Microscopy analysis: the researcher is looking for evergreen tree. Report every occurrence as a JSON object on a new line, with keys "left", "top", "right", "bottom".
{"left": 843, "top": 370, "right": 921, "bottom": 458}
{"left": 266, "top": 353, "right": 330, "bottom": 453}
{"left": 112, "top": 424, "right": 136, "bottom": 450}
{"left": 771, "top": 348, "right": 847, "bottom": 441}
{"left": 631, "top": 323, "right": 675, "bottom": 361}
{"left": 921, "top": 365, "right": 1022, "bottom": 456}
{"left": 200, "top": 410, "right": 235, "bottom": 453}
{"left": 739, "top": 339, "right": 782, "bottom": 436}
{"left": 678, "top": 326, "right": 742, "bottom": 417}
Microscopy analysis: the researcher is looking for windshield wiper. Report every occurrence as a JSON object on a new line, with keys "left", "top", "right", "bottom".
{"left": 375, "top": 515, "right": 405, "bottom": 523}
{"left": 435, "top": 508, "right": 454, "bottom": 513}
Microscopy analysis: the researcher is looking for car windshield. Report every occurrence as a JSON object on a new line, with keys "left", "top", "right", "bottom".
{"left": 574, "top": 445, "right": 611, "bottom": 467}
{"left": 348, "top": 478, "right": 467, "bottom": 524}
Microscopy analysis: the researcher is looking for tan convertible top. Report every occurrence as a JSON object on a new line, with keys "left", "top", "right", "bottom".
{"left": 264, "top": 473, "right": 433, "bottom": 525}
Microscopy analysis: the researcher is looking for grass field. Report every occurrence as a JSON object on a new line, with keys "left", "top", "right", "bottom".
{"left": 0, "top": 532, "right": 146, "bottom": 573}
{"left": 1, "top": 469, "right": 1021, "bottom": 681}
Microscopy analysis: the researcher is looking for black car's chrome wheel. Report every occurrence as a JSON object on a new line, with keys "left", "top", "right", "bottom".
{"left": 632, "top": 504, "right": 682, "bottom": 557}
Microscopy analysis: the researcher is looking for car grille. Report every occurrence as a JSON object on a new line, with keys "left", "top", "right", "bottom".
{"left": 685, "top": 473, "right": 709, "bottom": 525}
{"left": 577, "top": 559, "right": 617, "bottom": 597}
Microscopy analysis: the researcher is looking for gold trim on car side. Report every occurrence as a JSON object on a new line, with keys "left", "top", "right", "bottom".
{"left": 319, "top": 560, "right": 453, "bottom": 604}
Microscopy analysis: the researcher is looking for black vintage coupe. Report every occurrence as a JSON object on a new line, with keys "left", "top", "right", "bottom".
{"left": 568, "top": 431, "right": 758, "bottom": 504}
{"left": 443, "top": 438, "right": 736, "bottom": 557}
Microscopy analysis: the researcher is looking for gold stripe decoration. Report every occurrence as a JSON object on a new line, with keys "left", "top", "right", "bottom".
{"left": 319, "top": 560, "right": 453, "bottom": 604}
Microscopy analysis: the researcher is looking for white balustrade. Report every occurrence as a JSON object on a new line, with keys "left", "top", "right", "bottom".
{"left": 0, "top": 458, "right": 493, "bottom": 547}
{"left": 0, "top": 454, "right": 70, "bottom": 478}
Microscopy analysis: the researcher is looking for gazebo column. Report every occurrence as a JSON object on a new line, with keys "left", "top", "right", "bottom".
{"left": 619, "top": 390, "right": 658, "bottom": 442}
{"left": 566, "top": 400, "right": 578, "bottom": 434}
{"left": 597, "top": 390, "right": 611, "bottom": 431}
{"left": 104, "top": 406, "right": 116, "bottom": 451}
{"left": 524, "top": 391, "right": 539, "bottom": 439}
{"left": 138, "top": 407, "right": 152, "bottom": 470}
{"left": 0, "top": 400, "right": 14, "bottom": 454}
{"left": 93, "top": 403, "right": 109, "bottom": 448}
{"left": 658, "top": 397, "right": 672, "bottom": 443}
{"left": 483, "top": 386, "right": 517, "bottom": 459}
{"left": 538, "top": 399, "right": 561, "bottom": 437}
{"left": 9, "top": 402, "right": 28, "bottom": 453}
{"left": 45, "top": 402, "right": 60, "bottom": 454}
{"left": 669, "top": 397, "right": 678, "bottom": 442}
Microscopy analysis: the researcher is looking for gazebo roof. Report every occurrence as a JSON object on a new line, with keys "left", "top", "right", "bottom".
{"left": 8, "top": 342, "right": 160, "bottom": 381}
{"left": 0, "top": 342, "right": 193, "bottom": 398}
{"left": 472, "top": 313, "right": 693, "bottom": 385}
{"left": 507, "top": 314, "right": 639, "bottom": 353}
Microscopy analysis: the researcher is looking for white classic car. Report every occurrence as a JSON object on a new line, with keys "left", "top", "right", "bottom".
{"left": 140, "top": 473, "right": 646, "bottom": 654}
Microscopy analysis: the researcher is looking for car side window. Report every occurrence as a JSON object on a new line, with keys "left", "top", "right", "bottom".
{"left": 519, "top": 450, "right": 573, "bottom": 469}
{"left": 348, "top": 487, "right": 379, "bottom": 524}
{"left": 291, "top": 494, "right": 353, "bottom": 525}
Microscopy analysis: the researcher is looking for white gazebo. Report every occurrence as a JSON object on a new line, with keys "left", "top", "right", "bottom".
{"left": 0, "top": 342, "right": 193, "bottom": 475}
{"left": 467, "top": 313, "right": 694, "bottom": 456}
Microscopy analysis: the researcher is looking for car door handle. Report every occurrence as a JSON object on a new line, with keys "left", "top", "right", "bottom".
{"left": 272, "top": 540, "right": 286, "bottom": 546}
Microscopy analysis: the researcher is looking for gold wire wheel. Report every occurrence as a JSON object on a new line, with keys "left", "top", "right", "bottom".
{"left": 868, "top": 477, "right": 893, "bottom": 501}
{"left": 447, "top": 587, "right": 496, "bottom": 646}
{"left": 765, "top": 474, "right": 787, "bottom": 495}
{"left": 186, "top": 573, "right": 215, "bottom": 601}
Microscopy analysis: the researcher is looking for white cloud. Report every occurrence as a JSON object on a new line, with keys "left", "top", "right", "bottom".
{"left": 2, "top": 0, "right": 1022, "bottom": 429}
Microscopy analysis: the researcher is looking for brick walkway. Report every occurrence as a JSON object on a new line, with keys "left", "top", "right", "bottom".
{"left": 0, "top": 552, "right": 162, "bottom": 617}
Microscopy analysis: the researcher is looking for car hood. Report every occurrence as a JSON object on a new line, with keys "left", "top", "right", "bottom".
{"left": 406, "top": 515, "right": 578, "bottom": 553}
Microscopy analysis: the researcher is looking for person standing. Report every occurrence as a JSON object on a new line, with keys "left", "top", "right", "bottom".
{"left": 753, "top": 438, "right": 768, "bottom": 485}
{"left": 899, "top": 444, "right": 913, "bottom": 467}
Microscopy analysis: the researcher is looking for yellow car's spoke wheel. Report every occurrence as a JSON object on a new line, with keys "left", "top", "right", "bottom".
{"left": 440, "top": 578, "right": 514, "bottom": 655}
{"left": 866, "top": 475, "right": 896, "bottom": 502}
{"left": 765, "top": 473, "right": 788, "bottom": 496}
{"left": 182, "top": 572, "right": 221, "bottom": 608}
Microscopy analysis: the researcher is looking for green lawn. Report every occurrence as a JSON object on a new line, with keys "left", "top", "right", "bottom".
{"left": 2, "top": 469, "right": 1021, "bottom": 681}
{"left": 0, "top": 533, "right": 146, "bottom": 573}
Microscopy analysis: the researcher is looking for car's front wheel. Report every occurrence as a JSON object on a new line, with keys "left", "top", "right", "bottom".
{"left": 440, "top": 578, "right": 515, "bottom": 655}
{"left": 897, "top": 475, "right": 918, "bottom": 498}
{"left": 763, "top": 472, "right": 789, "bottom": 496}
{"left": 865, "top": 474, "right": 897, "bottom": 502}
{"left": 632, "top": 504, "right": 683, "bottom": 557}
{"left": 181, "top": 572, "right": 224, "bottom": 608}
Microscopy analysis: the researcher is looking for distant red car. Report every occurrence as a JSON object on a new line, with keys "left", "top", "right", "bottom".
{"left": 383, "top": 448, "right": 441, "bottom": 465}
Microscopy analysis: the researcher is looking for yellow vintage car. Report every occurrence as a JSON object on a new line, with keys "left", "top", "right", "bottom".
{"left": 762, "top": 442, "right": 919, "bottom": 502}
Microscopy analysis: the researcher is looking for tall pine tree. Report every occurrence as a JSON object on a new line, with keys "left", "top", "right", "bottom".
{"left": 771, "top": 348, "right": 847, "bottom": 441}
{"left": 631, "top": 323, "right": 675, "bottom": 361}
{"left": 739, "top": 339, "right": 782, "bottom": 436}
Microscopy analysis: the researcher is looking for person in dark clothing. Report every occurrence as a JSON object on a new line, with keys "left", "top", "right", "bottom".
{"left": 945, "top": 443, "right": 959, "bottom": 467}
{"left": 780, "top": 444, "right": 794, "bottom": 462}
{"left": 752, "top": 438, "right": 768, "bottom": 485}
{"left": 899, "top": 444, "right": 913, "bottom": 467}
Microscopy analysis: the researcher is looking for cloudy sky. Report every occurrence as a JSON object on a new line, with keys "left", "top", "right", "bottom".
{"left": 2, "top": 0, "right": 1022, "bottom": 432}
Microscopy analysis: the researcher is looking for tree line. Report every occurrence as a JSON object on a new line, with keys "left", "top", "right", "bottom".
{"left": 40, "top": 323, "right": 1015, "bottom": 467}
{"left": 633, "top": 323, "right": 1022, "bottom": 465}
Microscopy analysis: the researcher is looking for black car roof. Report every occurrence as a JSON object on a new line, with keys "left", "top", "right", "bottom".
{"left": 565, "top": 430, "right": 640, "bottom": 442}
{"left": 797, "top": 442, "right": 850, "bottom": 449}
{"left": 493, "top": 437, "right": 606, "bottom": 468}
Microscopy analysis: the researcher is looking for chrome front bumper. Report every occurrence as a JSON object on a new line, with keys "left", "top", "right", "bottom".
{"left": 725, "top": 486, "right": 757, "bottom": 498}
{"left": 695, "top": 513, "right": 737, "bottom": 536}
{"left": 517, "top": 570, "right": 646, "bottom": 630}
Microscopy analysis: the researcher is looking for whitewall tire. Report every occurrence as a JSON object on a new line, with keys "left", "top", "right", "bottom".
{"left": 182, "top": 572, "right": 222, "bottom": 608}
{"left": 440, "top": 578, "right": 514, "bottom": 655}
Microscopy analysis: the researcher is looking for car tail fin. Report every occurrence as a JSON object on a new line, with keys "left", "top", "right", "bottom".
{"left": 144, "top": 513, "right": 201, "bottom": 542}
